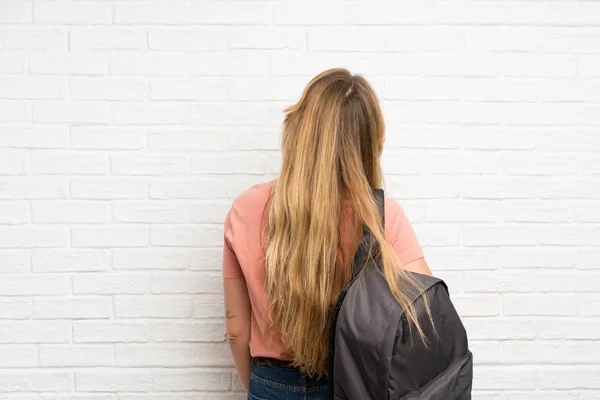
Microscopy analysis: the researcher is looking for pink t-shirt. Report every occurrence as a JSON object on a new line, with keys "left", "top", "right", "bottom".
{"left": 223, "top": 181, "right": 424, "bottom": 359}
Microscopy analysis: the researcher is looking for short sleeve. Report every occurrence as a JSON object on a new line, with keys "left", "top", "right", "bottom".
{"left": 384, "top": 196, "right": 424, "bottom": 266}
{"left": 223, "top": 210, "right": 244, "bottom": 279}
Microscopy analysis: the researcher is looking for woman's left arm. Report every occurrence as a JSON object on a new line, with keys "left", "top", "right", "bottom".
{"left": 224, "top": 277, "right": 252, "bottom": 390}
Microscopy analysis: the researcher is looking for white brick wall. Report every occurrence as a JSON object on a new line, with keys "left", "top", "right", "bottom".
{"left": 0, "top": 0, "right": 599, "bottom": 398}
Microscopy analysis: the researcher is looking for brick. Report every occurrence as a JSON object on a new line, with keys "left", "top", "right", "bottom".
{"left": 538, "top": 225, "right": 600, "bottom": 246}
{"left": 33, "top": 249, "right": 109, "bottom": 273}
{"left": 71, "top": 178, "right": 148, "bottom": 200}
{"left": 474, "top": 367, "right": 537, "bottom": 390}
{"left": 308, "top": 27, "right": 386, "bottom": 52}
{"left": 463, "top": 128, "right": 539, "bottom": 150}
{"left": 462, "top": 318, "right": 536, "bottom": 340}
{"left": 503, "top": 294, "right": 578, "bottom": 316}
{"left": 32, "top": 201, "right": 109, "bottom": 223}
{"left": 76, "top": 370, "right": 152, "bottom": 392}
{"left": 504, "top": 202, "right": 575, "bottom": 223}
{"left": 0, "top": 100, "right": 28, "bottom": 122}
{"left": 190, "top": 202, "right": 230, "bottom": 224}
{"left": 34, "top": 1, "right": 111, "bottom": 24}
{"left": 540, "top": 319, "right": 600, "bottom": 339}
{"left": 0, "top": 150, "right": 28, "bottom": 176}
{"left": 386, "top": 177, "right": 461, "bottom": 200}
{"left": 462, "top": 79, "right": 537, "bottom": 102}
{"left": 112, "top": 249, "right": 190, "bottom": 270}
{"left": 581, "top": 155, "right": 600, "bottom": 176}
{"left": 192, "top": 295, "right": 225, "bottom": 319}
{"left": 0, "top": 0, "right": 31, "bottom": 23}
{"left": 190, "top": 103, "right": 269, "bottom": 125}
{"left": 463, "top": 178, "right": 536, "bottom": 199}
{"left": 227, "top": 131, "right": 281, "bottom": 151}
{"left": 352, "top": 3, "right": 429, "bottom": 25}
{"left": 152, "top": 369, "right": 230, "bottom": 391}
{"left": 115, "top": 296, "right": 191, "bottom": 318}
{"left": 536, "top": 272, "right": 600, "bottom": 292}
{"left": 0, "top": 346, "right": 37, "bottom": 367}
{"left": 537, "top": 368, "right": 600, "bottom": 389}
{"left": 229, "top": 27, "right": 306, "bottom": 50}
{"left": 151, "top": 78, "right": 226, "bottom": 101}
{"left": 191, "top": 152, "right": 279, "bottom": 175}
{"left": 111, "top": 103, "right": 189, "bottom": 125}
{"left": 0, "top": 126, "right": 69, "bottom": 149}
{"left": 70, "top": 78, "right": 147, "bottom": 101}
{"left": 464, "top": 225, "right": 537, "bottom": 246}
{"left": 385, "top": 77, "right": 461, "bottom": 101}
{"left": 0, "top": 54, "right": 27, "bottom": 74}
{"left": 149, "top": 129, "right": 227, "bottom": 151}
{"left": 111, "top": 154, "right": 188, "bottom": 176}
{"left": 452, "top": 294, "right": 501, "bottom": 317}
{"left": 40, "top": 395, "right": 116, "bottom": 400}
{"left": 463, "top": 272, "right": 536, "bottom": 293}
{"left": 151, "top": 273, "right": 221, "bottom": 294}
{"left": 74, "top": 322, "right": 148, "bottom": 343}
{"left": 500, "top": 54, "right": 578, "bottom": 77}
{"left": 69, "top": 27, "right": 147, "bottom": 50}
{"left": 502, "top": 247, "right": 576, "bottom": 269}
{"left": 34, "top": 297, "right": 112, "bottom": 319}
{"left": 73, "top": 273, "right": 149, "bottom": 295}
{"left": 150, "top": 225, "right": 222, "bottom": 247}
{"left": 0, "top": 299, "right": 32, "bottom": 319}
{"left": 0, "top": 371, "right": 74, "bottom": 392}
{"left": 469, "top": 341, "right": 501, "bottom": 364}
{"left": 502, "top": 155, "right": 578, "bottom": 176}
{"left": 110, "top": 53, "right": 189, "bottom": 76}
{"left": 0, "top": 250, "right": 30, "bottom": 273}
{"left": 0, "top": 201, "right": 29, "bottom": 223}
{"left": 149, "top": 29, "right": 227, "bottom": 51}
{"left": 539, "top": 179, "right": 600, "bottom": 199}
{"left": 276, "top": 4, "right": 351, "bottom": 25}
{"left": 504, "top": 103, "right": 579, "bottom": 125}
{"left": 31, "top": 152, "right": 108, "bottom": 176}
{"left": 577, "top": 248, "right": 600, "bottom": 269}
{"left": 0, "top": 322, "right": 70, "bottom": 343}
{"left": 39, "top": 345, "right": 114, "bottom": 366}
{"left": 579, "top": 294, "right": 600, "bottom": 316}
{"left": 71, "top": 127, "right": 147, "bottom": 150}
{"left": 0, "top": 227, "right": 69, "bottom": 249}
{"left": 33, "top": 101, "right": 110, "bottom": 124}
{"left": 30, "top": 52, "right": 107, "bottom": 75}
{"left": 71, "top": 226, "right": 149, "bottom": 248}
{"left": 0, "top": 27, "right": 66, "bottom": 50}
{"left": 113, "top": 202, "right": 189, "bottom": 224}
{"left": 228, "top": 77, "right": 306, "bottom": 101}
{"left": 425, "top": 248, "right": 501, "bottom": 271}
{"left": 116, "top": 343, "right": 230, "bottom": 367}
{"left": 150, "top": 322, "right": 225, "bottom": 342}
{"left": 0, "top": 77, "right": 65, "bottom": 100}
{"left": 189, "top": 53, "right": 270, "bottom": 76}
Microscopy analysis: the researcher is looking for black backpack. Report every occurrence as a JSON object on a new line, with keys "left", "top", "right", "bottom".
{"left": 328, "top": 189, "right": 473, "bottom": 400}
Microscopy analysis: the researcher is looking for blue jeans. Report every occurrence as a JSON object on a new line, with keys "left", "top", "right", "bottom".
{"left": 248, "top": 362, "right": 330, "bottom": 400}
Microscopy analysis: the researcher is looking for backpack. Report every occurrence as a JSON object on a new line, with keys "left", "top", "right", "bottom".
{"left": 328, "top": 189, "right": 473, "bottom": 400}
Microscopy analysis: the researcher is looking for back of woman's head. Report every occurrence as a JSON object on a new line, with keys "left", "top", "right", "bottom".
{"left": 265, "top": 69, "right": 426, "bottom": 377}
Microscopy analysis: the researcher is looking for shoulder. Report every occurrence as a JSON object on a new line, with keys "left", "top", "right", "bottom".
{"left": 383, "top": 194, "right": 406, "bottom": 224}
{"left": 227, "top": 181, "right": 274, "bottom": 224}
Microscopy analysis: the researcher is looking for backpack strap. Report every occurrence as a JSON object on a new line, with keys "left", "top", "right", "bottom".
{"left": 351, "top": 189, "right": 385, "bottom": 278}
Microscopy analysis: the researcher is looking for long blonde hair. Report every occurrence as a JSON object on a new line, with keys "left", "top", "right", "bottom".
{"left": 264, "top": 68, "right": 428, "bottom": 377}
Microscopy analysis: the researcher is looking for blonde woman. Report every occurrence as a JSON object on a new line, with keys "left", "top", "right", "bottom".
{"left": 223, "top": 69, "right": 432, "bottom": 399}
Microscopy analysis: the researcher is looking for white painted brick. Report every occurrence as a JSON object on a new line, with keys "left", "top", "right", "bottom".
{"left": 33, "top": 249, "right": 109, "bottom": 273}
{"left": 113, "top": 202, "right": 189, "bottom": 224}
{"left": 0, "top": 150, "right": 27, "bottom": 175}
{"left": 537, "top": 368, "right": 600, "bottom": 390}
{"left": 465, "top": 342, "right": 501, "bottom": 365}
{"left": 504, "top": 103, "right": 580, "bottom": 125}
{"left": 191, "top": 152, "right": 279, "bottom": 175}
{"left": 112, "top": 249, "right": 189, "bottom": 270}
{"left": 149, "top": 129, "right": 227, "bottom": 151}
{"left": 110, "top": 53, "right": 190, "bottom": 76}
{"left": 192, "top": 295, "right": 224, "bottom": 319}
{"left": 0, "top": 100, "right": 28, "bottom": 122}
{"left": 0, "top": 27, "right": 66, "bottom": 50}
{"left": 30, "top": 52, "right": 107, "bottom": 75}
{"left": 0, "top": 227, "right": 69, "bottom": 249}
{"left": 76, "top": 370, "right": 152, "bottom": 392}
{"left": 151, "top": 273, "right": 221, "bottom": 295}
{"left": 308, "top": 27, "right": 386, "bottom": 52}
{"left": 0, "top": 77, "right": 65, "bottom": 100}
{"left": 111, "top": 103, "right": 189, "bottom": 125}
{"left": 539, "top": 179, "right": 600, "bottom": 200}
{"left": 190, "top": 103, "right": 269, "bottom": 125}
{"left": 70, "top": 78, "right": 147, "bottom": 101}
{"left": 580, "top": 56, "right": 600, "bottom": 78}
{"left": 463, "top": 128, "right": 538, "bottom": 150}
{"left": 463, "top": 318, "right": 536, "bottom": 340}
{"left": 536, "top": 272, "right": 600, "bottom": 292}
{"left": 39, "top": 345, "right": 114, "bottom": 366}
{"left": 69, "top": 27, "right": 147, "bottom": 50}
{"left": 426, "top": 202, "right": 500, "bottom": 223}
{"left": 227, "top": 131, "right": 279, "bottom": 151}
{"left": 228, "top": 77, "right": 306, "bottom": 101}
{"left": 463, "top": 272, "right": 536, "bottom": 293}
{"left": 71, "top": 127, "right": 147, "bottom": 150}
{"left": 452, "top": 294, "right": 501, "bottom": 317}
{"left": 503, "top": 294, "right": 578, "bottom": 316}
{"left": 149, "top": 29, "right": 227, "bottom": 51}
{"left": 120, "top": 395, "right": 243, "bottom": 400}
{"left": 540, "top": 80, "right": 600, "bottom": 102}
{"left": 0, "top": 322, "right": 70, "bottom": 343}
{"left": 34, "top": 297, "right": 112, "bottom": 319}
{"left": 425, "top": 248, "right": 501, "bottom": 271}
{"left": 116, "top": 343, "right": 230, "bottom": 367}
{"left": 0, "top": 177, "right": 66, "bottom": 200}
{"left": 386, "top": 177, "right": 461, "bottom": 200}
{"left": 540, "top": 129, "right": 600, "bottom": 151}
{"left": 73, "top": 273, "right": 149, "bottom": 295}
{"left": 34, "top": 1, "right": 111, "bottom": 24}
{"left": 150, "top": 225, "right": 222, "bottom": 247}
{"left": 275, "top": 3, "right": 350, "bottom": 25}
{"left": 502, "top": 155, "right": 578, "bottom": 176}
{"left": 71, "top": 178, "right": 148, "bottom": 200}
{"left": 504, "top": 341, "right": 600, "bottom": 364}
{"left": 115, "top": 296, "right": 191, "bottom": 318}
{"left": 74, "top": 322, "right": 148, "bottom": 343}
{"left": 422, "top": 54, "right": 497, "bottom": 76}
{"left": 0, "top": 346, "right": 37, "bottom": 367}
{"left": 33, "top": 101, "right": 110, "bottom": 124}
{"left": 150, "top": 322, "right": 225, "bottom": 342}
{"left": 229, "top": 27, "right": 306, "bottom": 50}
{"left": 352, "top": 3, "right": 429, "bottom": 25}
{"left": 0, "top": 299, "right": 32, "bottom": 319}
{"left": 71, "top": 226, "right": 149, "bottom": 248}
{"left": 111, "top": 154, "right": 188, "bottom": 176}
{"left": 190, "top": 202, "right": 229, "bottom": 224}
{"left": 576, "top": 248, "right": 600, "bottom": 269}
{"left": 152, "top": 369, "right": 230, "bottom": 392}
{"left": 0, "top": 201, "right": 29, "bottom": 223}
{"left": 385, "top": 77, "right": 461, "bottom": 101}
{"left": 538, "top": 225, "right": 600, "bottom": 246}
{"left": 413, "top": 225, "right": 461, "bottom": 247}
{"left": 151, "top": 79, "right": 226, "bottom": 101}
{"left": 0, "top": 371, "right": 74, "bottom": 392}
{"left": 581, "top": 155, "right": 600, "bottom": 176}
{"left": 474, "top": 367, "right": 537, "bottom": 390}
{"left": 502, "top": 247, "right": 576, "bottom": 269}
{"left": 32, "top": 201, "right": 109, "bottom": 224}
{"left": 32, "top": 152, "right": 108, "bottom": 176}
{"left": 0, "top": 53, "right": 27, "bottom": 74}
{"left": 40, "top": 395, "right": 115, "bottom": 400}
{"left": 464, "top": 225, "right": 537, "bottom": 247}
{"left": 0, "top": 0, "right": 31, "bottom": 23}
{"left": 463, "top": 178, "right": 536, "bottom": 200}
{"left": 462, "top": 79, "right": 537, "bottom": 102}
{"left": 579, "top": 294, "right": 600, "bottom": 316}
{"left": 0, "top": 250, "right": 30, "bottom": 273}
{"left": 499, "top": 54, "right": 577, "bottom": 78}
{"left": 540, "top": 319, "right": 600, "bottom": 340}
{"left": 189, "top": 53, "right": 270, "bottom": 76}
{"left": 504, "top": 202, "right": 575, "bottom": 223}
{"left": 0, "top": 126, "right": 69, "bottom": 149}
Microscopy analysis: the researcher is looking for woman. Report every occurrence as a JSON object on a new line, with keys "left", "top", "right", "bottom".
{"left": 222, "top": 68, "right": 432, "bottom": 399}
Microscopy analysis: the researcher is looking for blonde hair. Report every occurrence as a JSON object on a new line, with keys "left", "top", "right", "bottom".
{"left": 264, "top": 68, "right": 428, "bottom": 377}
